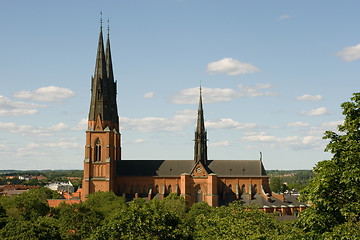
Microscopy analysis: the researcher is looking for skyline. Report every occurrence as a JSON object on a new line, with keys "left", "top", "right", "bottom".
{"left": 1, "top": 1, "right": 359, "bottom": 170}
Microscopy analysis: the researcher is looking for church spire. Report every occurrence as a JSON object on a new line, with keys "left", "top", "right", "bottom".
{"left": 105, "top": 19, "right": 118, "bottom": 124}
{"left": 194, "top": 86, "right": 208, "bottom": 165}
{"left": 94, "top": 15, "right": 107, "bottom": 80}
{"left": 88, "top": 15, "right": 119, "bottom": 127}
{"left": 105, "top": 19, "right": 114, "bottom": 82}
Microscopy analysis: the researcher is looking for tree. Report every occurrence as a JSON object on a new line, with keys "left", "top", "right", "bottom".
{"left": 92, "top": 198, "right": 190, "bottom": 239}
{"left": 0, "top": 188, "right": 50, "bottom": 221}
{"left": 300, "top": 92, "right": 360, "bottom": 233}
{"left": 270, "top": 177, "right": 287, "bottom": 193}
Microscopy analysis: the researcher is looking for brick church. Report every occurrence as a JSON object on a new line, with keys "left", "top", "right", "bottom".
{"left": 81, "top": 23, "right": 307, "bottom": 212}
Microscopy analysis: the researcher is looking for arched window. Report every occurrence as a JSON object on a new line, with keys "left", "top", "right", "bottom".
{"left": 195, "top": 188, "right": 203, "bottom": 203}
{"left": 223, "top": 183, "right": 227, "bottom": 194}
{"left": 242, "top": 184, "right": 246, "bottom": 194}
{"left": 253, "top": 184, "right": 257, "bottom": 194}
{"left": 130, "top": 185, "right": 134, "bottom": 194}
{"left": 95, "top": 139, "right": 101, "bottom": 162}
{"left": 136, "top": 185, "right": 140, "bottom": 194}
{"left": 155, "top": 185, "right": 159, "bottom": 194}
{"left": 168, "top": 185, "right": 172, "bottom": 193}
{"left": 143, "top": 186, "right": 147, "bottom": 195}
{"left": 229, "top": 184, "right": 233, "bottom": 194}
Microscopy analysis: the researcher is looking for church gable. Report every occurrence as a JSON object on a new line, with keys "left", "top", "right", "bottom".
{"left": 190, "top": 161, "right": 209, "bottom": 178}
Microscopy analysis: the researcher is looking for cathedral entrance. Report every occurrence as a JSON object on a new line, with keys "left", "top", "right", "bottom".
{"left": 195, "top": 188, "right": 203, "bottom": 203}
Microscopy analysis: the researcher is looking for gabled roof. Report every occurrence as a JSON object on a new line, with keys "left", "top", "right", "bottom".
{"left": 116, "top": 160, "right": 267, "bottom": 177}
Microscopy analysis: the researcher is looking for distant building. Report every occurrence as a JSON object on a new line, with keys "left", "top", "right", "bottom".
{"left": 46, "top": 181, "right": 74, "bottom": 193}
{"left": 82, "top": 22, "right": 306, "bottom": 213}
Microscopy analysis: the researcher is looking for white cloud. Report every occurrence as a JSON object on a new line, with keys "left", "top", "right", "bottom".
{"left": 72, "top": 118, "right": 88, "bottom": 131}
{"left": 207, "top": 58, "right": 260, "bottom": 75}
{"left": 120, "top": 109, "right": 196, "bottom": 132}
{"left": 172, "top": 87, "right": 236, "bottom": 104}
{"left": 206, "top": 118, "right": 256, "bottom": 130}
{"left": 143, "top": 92, "right": 154, "bottom": 99}
{"left": 307, "top": 120, "right": 343, "bottom": 136}
{"left": 287, "top": 121, "right": 309, "bottom": 127}
{"left": 276, "top": 14, "right": 291, "bottom": 21}
{"left": 172, "top": 84, "right": 277, "bottom": 104}
{"left": 243, "top": 134, "right": 277, "bottom": 142}
{"left": 337, "top": 43, "right": 360, "bottom": 62}
{"left": 243, "top": 132, "right": 324, "bottom": 151}
{"left": 301, "top": 107, "right": 330, "bottom": 116}
{"left": 0, "top": 121, "right": 73, "bottom": 136}
{"left": 0, "top": 95, "right": 44, "bottom": 116}
{"left": 209, "top": 141, "right": 230, "bottom": 147}
{"left": 14, "top": 86, "right": 75, "bottom": 102}
{"left": 44, "top": 141, "right": 80, "bottom": 149}
{"left": 49, "top": 122, "right": 69, "bottom": 131}
{"left": 135, "top": 139, "right": 145, "bottom": 143}
{"left": 296, "top": 94, "right": 322, "bottom": 101}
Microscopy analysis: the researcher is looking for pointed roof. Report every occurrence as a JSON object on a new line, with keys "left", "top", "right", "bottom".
{"left": 196, "top": 87, "right": 205, "bottom": 132}
{"left": 194, "top": 87, "right": 208, "bottom": 165}
{"left": 94, "top": 22, "right": 107, "bottom": 80}
{"left": 105, "top": 23, "right": 114, "bottom": 82}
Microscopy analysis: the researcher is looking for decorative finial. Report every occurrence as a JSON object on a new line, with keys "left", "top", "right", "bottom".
{"left": 260, "top": 151, "right": 263, "bottom": 161}
{"left": 100, "top": 11, "right": 103, "bottom": 29}
{"left": 200, "top": 80, "right": 202, "bottom": 94}
{"left": 107, "top": 19, "right": 110, "bottom": 35}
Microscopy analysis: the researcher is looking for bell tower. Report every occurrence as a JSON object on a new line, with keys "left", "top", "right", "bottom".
{"left": 82, "top": 19, "right": 121, "bottom": 200}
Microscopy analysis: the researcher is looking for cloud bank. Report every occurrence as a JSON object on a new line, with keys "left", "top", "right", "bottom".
{"left": 14, "top": 86, "right": 75, "bottom": 102}
{"left": 172, "top": 84, "right": 277, "bottom": 104}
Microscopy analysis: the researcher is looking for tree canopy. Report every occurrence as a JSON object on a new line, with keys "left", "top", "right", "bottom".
{"left": 300, "top": 92, "right": 360, "bottom": 234}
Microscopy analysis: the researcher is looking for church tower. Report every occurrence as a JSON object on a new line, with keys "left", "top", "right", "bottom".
{"left": 194, "top": 87, "right": 208, "bottom": 165}
{"left": 82, "top": 20, "right": 121, "bottom": 200}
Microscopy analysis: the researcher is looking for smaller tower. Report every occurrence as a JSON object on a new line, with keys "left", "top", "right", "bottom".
{"left": 194, "top": 87, "right": 208, "bottom": 165}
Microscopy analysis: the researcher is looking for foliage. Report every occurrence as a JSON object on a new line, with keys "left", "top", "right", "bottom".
{"left": 92, "top": 198, "right": 190, "bottom": 240}
{"left": 300, "top": 92, "right": 360, "bottom": 233}
{"left": 0, "top": 188, "right": 50, "bottom": 221}
{"left": 270, "top": 177, "right": 287, "bottom": 193}
{"left": 0, "top": 217, "right": 61, "bottom": 240}
{"left": 56, "top": 202, "right": 103, "bottom": 239}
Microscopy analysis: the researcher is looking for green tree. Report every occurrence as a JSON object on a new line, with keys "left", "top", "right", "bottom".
{"left": 92, "top": 198, "right": 190, "bottom": 239}
{"left": 0, "top": 204, "right": 7, "bottom": 229}
{"left": 300, "top": 92, "right": 360, "bottom": 233}
{"left": 0, "top": 217, "right": 61, "bottom": 240}
{"left": 56, "top": 202, "right": 102, "bottom": 239}
{"left": 0, "top": 188, "right": 50, "bottom": 221}
{"left": 24, "top": 178, "right": 39, "bottom": 186}
{"left": 270, "top": 177, "right": 287, "bottom": 193}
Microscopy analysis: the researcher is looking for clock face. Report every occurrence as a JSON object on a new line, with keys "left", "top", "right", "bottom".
{"left": 196, "top": 167, "right": 202, "bottom": 173}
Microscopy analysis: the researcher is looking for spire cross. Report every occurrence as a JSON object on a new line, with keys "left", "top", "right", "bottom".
{"left": 107, "top": 19, "right": 110, "bottom": 35}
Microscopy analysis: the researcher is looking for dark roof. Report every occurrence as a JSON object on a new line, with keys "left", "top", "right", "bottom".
{"left": 218, "top": 193, "right": 305, "bottom": 208}
{"left": 116, "top": 160, "right": 267, "bottom": 177}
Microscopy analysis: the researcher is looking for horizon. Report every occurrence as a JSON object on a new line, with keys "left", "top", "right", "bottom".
{"left": 1, "top": 1, "right": 359, "bottom": 170}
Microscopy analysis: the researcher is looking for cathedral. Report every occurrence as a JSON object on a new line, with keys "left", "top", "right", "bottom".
{"left": 81, "top": 23, "right": 307, "bottom": 213}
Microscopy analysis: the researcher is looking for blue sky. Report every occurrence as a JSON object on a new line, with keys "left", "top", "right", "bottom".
{"left": 0, "top": 1, "right": 359, "bottom": 170}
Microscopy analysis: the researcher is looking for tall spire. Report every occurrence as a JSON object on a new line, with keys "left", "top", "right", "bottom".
{"left": 105, "top": 19, "right": 118, "bottom": 124}
{"left": 94, "top": 13, "right": 107, "bottom": 80}
{"left": 105, "top": 19, "right": 114, "bottom": 82}
{"left": 194, "top": 86, "right": 208, "bottom": 165}
{"left": 89, "top": 15, "right": 119, "bottom": 126}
